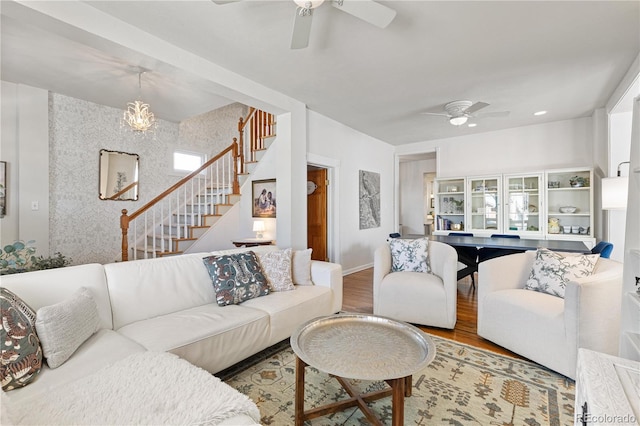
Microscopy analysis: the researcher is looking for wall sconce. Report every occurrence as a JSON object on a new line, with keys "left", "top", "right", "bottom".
{"left": 253, "top": 220, "right": 265, "bottom": 239}
{"left": 602, "top": 161, "right": 630, "bottom": 210}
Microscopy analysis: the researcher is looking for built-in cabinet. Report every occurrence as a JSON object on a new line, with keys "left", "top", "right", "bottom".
{"left": 504, "top": 173, "right": 543, "bottom": 236}
{"left": 434, "top": 178, "right": 465, "bottom": 232}
{"left": 434, "top": 167, "right": 594, "bottom": 245}
{"left": 545, "top": 168, "right": 594, "bottom": 241}
{"left": 468, "top": 176, "right": 501, "bottom": 233}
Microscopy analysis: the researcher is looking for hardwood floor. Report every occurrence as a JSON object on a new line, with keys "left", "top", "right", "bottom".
{"left": 342, "top": 268, "right": 523, "bottom": 358}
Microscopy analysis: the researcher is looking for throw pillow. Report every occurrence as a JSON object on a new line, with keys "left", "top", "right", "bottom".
{"left": 524, "top": 248, "right": 600, "bottom": 298}
{"left": 35, "top": 287, "right": 101, "bottom": 369}
{"left": 256, "top": 248, "right": 295, "bottom": 292}
{"left": 292, "top": 248, "right": 313, "bottom": 285}
{"left": 0, "top": 288, "right": 43, "bottom": 391}
{"left": 389, "top": 238, "right": 431, "bottom": 273}
{"left": 202, "top": 251, "right": 270, "bottom": 306}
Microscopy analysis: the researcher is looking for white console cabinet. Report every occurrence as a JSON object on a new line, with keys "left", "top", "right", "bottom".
{"left": 574, "top": 349, "right": 639, "bottom": 426}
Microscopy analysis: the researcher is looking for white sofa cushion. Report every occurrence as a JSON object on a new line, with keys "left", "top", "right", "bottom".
{"left": 241, "top": 285, "right": 334, "bottom": 343}
{"left": 0, "top": 264, "right": 112, "bottom": 330}
{"left": 3, "top": 329, "right": 145, "bottom": 406}
{"left": 117, "top": 303, "right": 270, "bottom": 374}
{"left": 105, "top": 253, "right": 216, "bottom": 330}
{"left": 35, "top": 287, "right": 101, "bottom": 369}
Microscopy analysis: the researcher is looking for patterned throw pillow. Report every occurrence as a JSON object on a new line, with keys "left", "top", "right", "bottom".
{"left": 524, "top": 248, "right": 600, "bottom": 298}
{"left": 35, "top": 287, "right": 101, "bottom": 369}
{"left": 256, "top": 248, "right": 295, "bottom": 292}
{"left": 0, "top": 288, "right": 43, "bottom": 391}
{"left": 203, "top": 252, "right": 270, "bottom": 306}
{"left": 389, "top": 238, "right": 431, "bottom": 273}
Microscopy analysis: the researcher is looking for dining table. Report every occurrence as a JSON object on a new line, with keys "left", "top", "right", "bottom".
{"left": 428, "top": 234, "right": 591, "bottom": 254}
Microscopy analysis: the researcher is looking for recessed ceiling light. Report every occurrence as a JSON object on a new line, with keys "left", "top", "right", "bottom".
{"left": 468, "top": 123, "right": 477, "bottom": 128}
{"left": 534, "top": 110, "right": 547, "bottom": 116}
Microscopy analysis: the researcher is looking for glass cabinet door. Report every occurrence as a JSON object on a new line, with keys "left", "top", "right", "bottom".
{"left": 504, "top": 174, "right": 542, "bottom": 235}
{"left": 468, "top": 176, "right": 501, "bottom": 233}
{"left": 435, "top": 178, "right": 465, "bottom": 232}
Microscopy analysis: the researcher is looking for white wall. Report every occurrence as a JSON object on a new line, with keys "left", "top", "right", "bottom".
{"left": 0, "top": 83, "right": 50, "bottom": 254}
{"left": 307, "top": 111, "right": 395, "bottom": 274}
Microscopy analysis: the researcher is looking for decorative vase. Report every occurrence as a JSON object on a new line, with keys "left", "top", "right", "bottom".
{"left": 548, "top": 217, "right": 560, "bottom": 234}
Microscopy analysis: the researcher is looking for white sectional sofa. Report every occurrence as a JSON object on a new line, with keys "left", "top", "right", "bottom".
{"left": 1, "top": 246, "right": 343, "bottom": 425}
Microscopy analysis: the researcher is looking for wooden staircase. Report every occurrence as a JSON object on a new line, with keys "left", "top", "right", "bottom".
{"left": 119, "top": 108, "right": 275, "bottom": 261}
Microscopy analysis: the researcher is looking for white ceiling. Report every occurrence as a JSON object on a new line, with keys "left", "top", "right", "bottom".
{"left": 2, "top": 1, "right": 638, "bottom": 146}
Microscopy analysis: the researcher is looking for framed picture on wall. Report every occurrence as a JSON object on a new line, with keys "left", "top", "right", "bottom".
{"left": 252, "top": 179, "right": 276, "bottom": 218}
{"left": 0, "top": 161, "right": 6, "bottom": 218}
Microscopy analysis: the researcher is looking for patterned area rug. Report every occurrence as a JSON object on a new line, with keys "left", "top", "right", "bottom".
{"left": 222, "top": 335, "right": 576, "bottom": 425}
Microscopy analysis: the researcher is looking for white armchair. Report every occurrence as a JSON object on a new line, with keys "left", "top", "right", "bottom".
{"left": 373, "top": 240, "right": 458, "bottom": 329}
{"left": 477, "top": 251, "right": 623, "bottom": 379}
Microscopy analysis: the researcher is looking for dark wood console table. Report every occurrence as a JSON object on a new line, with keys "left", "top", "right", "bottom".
{"left": 231, "top": 239, "right": 274, "bottom": 248}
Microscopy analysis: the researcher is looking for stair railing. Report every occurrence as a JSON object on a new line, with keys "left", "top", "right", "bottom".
{"left": 238, "top": 108, "right": 275, "bottom": 173}
{"left": 120, "top": 140, "right": 239, "bottom": 261}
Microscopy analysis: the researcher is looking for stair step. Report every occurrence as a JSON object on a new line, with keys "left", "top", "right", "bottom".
{"left": 203, "top": 214, "right": 222, "bottom": 227}
{"left": 190, "top": 226, "right": 210, "bottom": 238}
{"left": 215, "top": 204, "right": 234, "bottom": 215}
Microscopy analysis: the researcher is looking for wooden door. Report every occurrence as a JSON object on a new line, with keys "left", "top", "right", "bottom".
{"left": 307, "top": 168, "right": 327, "bottom": 261}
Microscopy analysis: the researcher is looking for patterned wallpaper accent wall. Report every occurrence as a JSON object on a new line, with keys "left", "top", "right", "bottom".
{"left": 49, "top": 93, "right": 247, "bottom": 265}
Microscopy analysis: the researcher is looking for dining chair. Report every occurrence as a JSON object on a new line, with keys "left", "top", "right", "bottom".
{"left": 450, "top": 232, "right": 478, "bottom": 287}
{"left": 477, "top": 234, "right": 525, "bottom": 263}
{"left": 591, "top": 241, "right": 613, "bottom": 259}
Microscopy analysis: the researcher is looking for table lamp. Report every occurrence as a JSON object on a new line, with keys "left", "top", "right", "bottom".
{"left": 253, "top": 220, "right": 265, "bottom": 239}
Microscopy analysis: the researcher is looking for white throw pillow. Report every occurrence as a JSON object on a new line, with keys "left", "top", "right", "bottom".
{"left": 389, "top": 238, "right": 431, "bottom": 273}
{"left": 35, "top": 287, "right": 100, "bottom": 369}
{"left": 256, "top": 248, "right": 295, "bottom": 292}
{"left": 292, "top": 249, "right": 313, "bottom": 285}
{"left": 524, "top": 248, "right": 600, "bottom": 298}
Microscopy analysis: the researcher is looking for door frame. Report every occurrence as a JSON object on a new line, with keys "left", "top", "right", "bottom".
{"left": 307, "top": 153, "right": 340, "bottom": 264}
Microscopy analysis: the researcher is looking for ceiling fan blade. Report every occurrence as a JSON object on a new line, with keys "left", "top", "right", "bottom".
{"left": 331, "top": 0, "right": 396, "bottom": 28}
{"left": 420, "top": 112, "right": 451, "bottom": 117}
{"left": 464, "top": 101, "right": 490, "bottom": 115}
{"left": 291, "top": 8, "right": 313, "bottom": 49}
{"left": 210, "top": 0, "right": 242, "bottom": 4}
{"left": 475, "top": 111, "right": 511, "bottom": 118}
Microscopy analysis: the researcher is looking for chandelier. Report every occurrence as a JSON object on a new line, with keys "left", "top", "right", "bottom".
{"left": 122, "top": 71, "right": 156, "bottom": 134}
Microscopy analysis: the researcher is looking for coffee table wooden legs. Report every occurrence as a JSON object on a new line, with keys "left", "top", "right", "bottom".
{"left": 295, "top": 356, "right": 411, "bottom": 426}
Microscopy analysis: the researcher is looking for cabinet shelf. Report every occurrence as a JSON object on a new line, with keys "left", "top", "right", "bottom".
{"left": 547, "top": 187, "right": 590, "bottom": 191}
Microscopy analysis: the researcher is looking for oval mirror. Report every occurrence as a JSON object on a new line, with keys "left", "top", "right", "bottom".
{"left": 99, "top": 149, "right": 139, "bottom": 201}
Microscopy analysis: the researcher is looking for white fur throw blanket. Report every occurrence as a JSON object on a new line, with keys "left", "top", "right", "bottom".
{"left": 6, "top": 352, "right": 260, "bottom": 425}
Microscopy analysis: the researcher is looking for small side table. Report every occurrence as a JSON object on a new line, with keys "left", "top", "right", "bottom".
{"left": 231, "top": 239, "right": 274, "bottom": 248}
{"left": 290, "top": 313, "right": 436, "bottom": 426}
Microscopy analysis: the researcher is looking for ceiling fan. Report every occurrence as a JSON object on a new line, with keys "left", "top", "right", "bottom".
{"left": 421, "top": 101, "right": 510, "bottom": 126}
{"left": 212, "top": 0, "right": 396, "bottom": 49}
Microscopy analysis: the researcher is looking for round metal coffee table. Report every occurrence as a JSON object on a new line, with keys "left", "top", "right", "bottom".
{"left": 290, "top": 313, "right": 436, "bottom": 426}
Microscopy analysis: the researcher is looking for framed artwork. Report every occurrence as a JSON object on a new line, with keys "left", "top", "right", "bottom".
{"left": 359, "top": 170, "right": 380, "bottom": 229}
{"left": 0, "top": 161, "right": 5, "bottom": 218}
{"left": 252, "top": 179, "right": 276, "bottom": 218}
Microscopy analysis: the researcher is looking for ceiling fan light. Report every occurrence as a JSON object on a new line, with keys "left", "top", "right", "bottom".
{"left": 449, "top": 116, "right": 468, "bottom": 126}
{"left": 294, "top": 0, "right": 324, "bottom": 9}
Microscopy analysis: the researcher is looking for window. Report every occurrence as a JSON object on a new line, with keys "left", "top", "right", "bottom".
{"left": 173, "top": 150, "right": 206, "bottom": 173}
